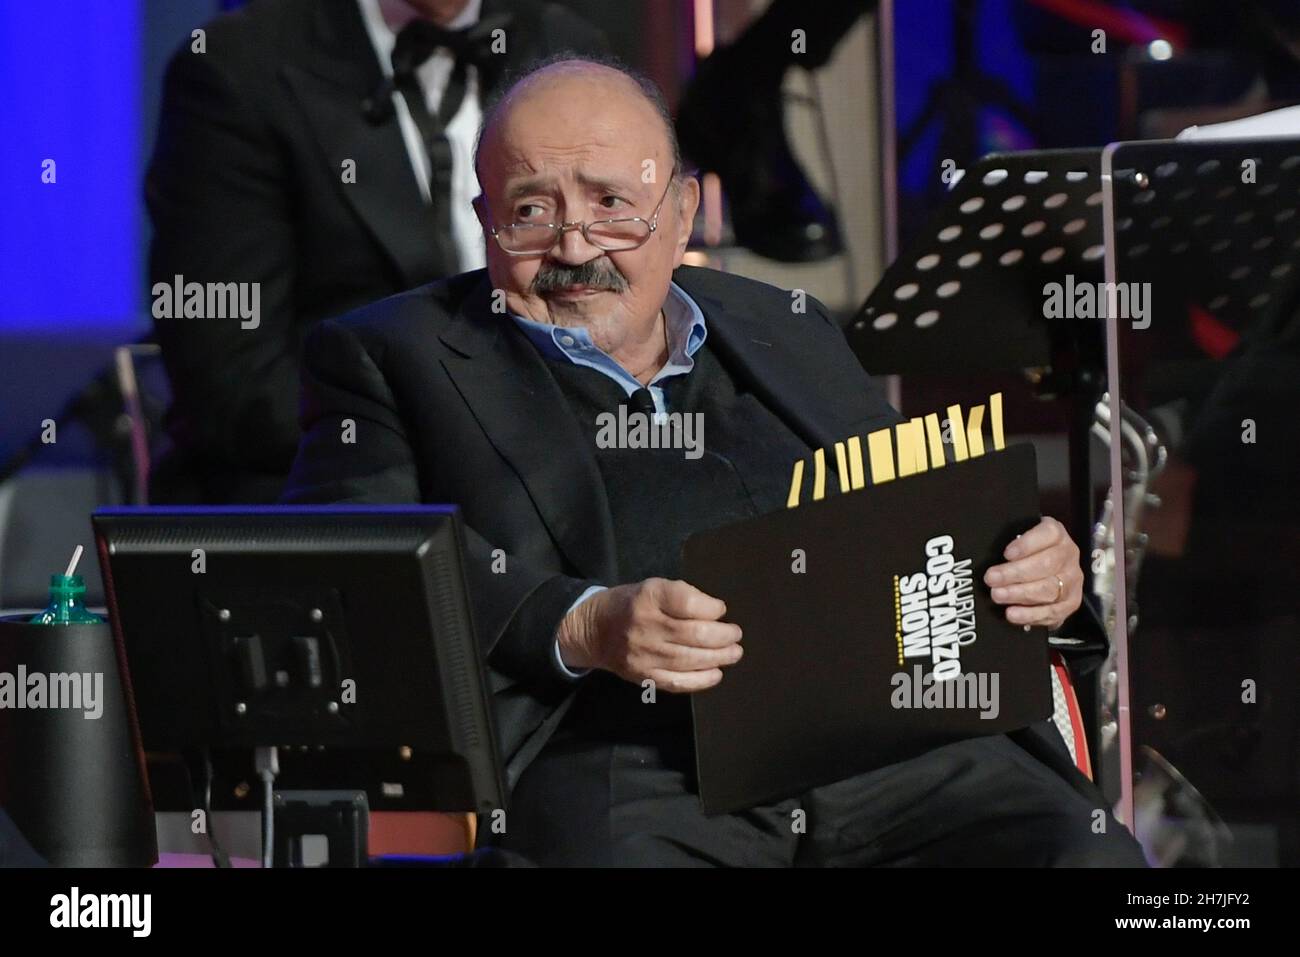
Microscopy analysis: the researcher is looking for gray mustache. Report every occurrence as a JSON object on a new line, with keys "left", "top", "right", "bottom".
{"left": 532, "top": 258, "right": 629, "bottom": 295}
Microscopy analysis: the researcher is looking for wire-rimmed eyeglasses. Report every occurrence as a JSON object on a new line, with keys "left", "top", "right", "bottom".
{"left": 485, "top": 169, "right": 678, "bottom": 255}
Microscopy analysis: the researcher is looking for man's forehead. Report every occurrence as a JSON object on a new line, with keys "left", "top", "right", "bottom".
{"left": 482, "top": 137, "right": 668, "bottom": 199}
{"left": 494, "top": 149, "right": 652, "bottom": 185}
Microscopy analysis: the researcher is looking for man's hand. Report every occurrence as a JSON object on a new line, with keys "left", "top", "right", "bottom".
{"left": 983, "top": 516, "right": 1083, "bottom": 631}
{"left": 556, "top": 578, "right": 743, "bottom": 692}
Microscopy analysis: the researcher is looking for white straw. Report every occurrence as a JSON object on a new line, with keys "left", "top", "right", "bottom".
{"left": 64, "top": 545, "right": 84, "bottom": 578}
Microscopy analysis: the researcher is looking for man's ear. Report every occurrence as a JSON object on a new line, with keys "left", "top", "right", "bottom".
{"left": 672, "top": 175, "right": 701, "bottom": 263}
{"left": 473, "top": 194, "right": 490, "bottom": 234}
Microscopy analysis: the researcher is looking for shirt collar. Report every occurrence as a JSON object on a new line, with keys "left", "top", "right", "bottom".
{"left": 664, "top": 280, "right": 708, "bottom": 364}
{"left": 510, "top": 281, "right": 708, "bottom": 368}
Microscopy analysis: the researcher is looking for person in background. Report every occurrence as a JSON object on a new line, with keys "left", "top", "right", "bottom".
{"left": 676, "top": 0, "right": 878, "bottom": 262}
{"left": 146, "top": 0, "right": 606, "bottom": 504}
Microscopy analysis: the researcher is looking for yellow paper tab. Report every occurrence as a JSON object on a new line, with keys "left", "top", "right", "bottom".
{"left": 789, "top": 393, "right": 1008, "bottom": 506}
{"left": 947, "top": 404, "right": 969, "bottom": 461}
{"left": 966, "top": 404, "right": 986, "bottom": 457}
{"left": 990, "top": 392, "right": 1006, "bottom": 450}
{"left": 924, "top": 413, "right": 946, "bottom": 468}
{"left": 895, "top": 417, "right": 927, "bottom": 477}
{"left": 909, "top": 417, "right": 929, "bottom": 473}
{"left": 846, "top": 435, "right": 866, "bottom": 489}
{"left": 834, "top": 441, "right": 850, "bottom": 493}
{"left": 867, "top": 428, "right": 896, "bottom": 484}
{"left": 786, "top": 459, "right": 805, "bottom": 508}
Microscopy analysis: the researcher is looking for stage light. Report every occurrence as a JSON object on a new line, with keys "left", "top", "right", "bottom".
{"left": 1148, "top": 40, "right": 1174, "bottom": 61}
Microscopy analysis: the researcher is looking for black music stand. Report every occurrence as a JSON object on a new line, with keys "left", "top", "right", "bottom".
{"left": 1099, "top": 134, "right": 1300, "bottom": 845}
{"left": 1102, "top": 136, "right": 1300, "bottom": 361}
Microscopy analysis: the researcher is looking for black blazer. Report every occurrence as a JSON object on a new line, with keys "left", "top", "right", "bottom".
{"left": 279, "top": 265, "right": 907, "bottom": 792}
{"left": 146, "top": 0, "right": 607, "bottom": 505}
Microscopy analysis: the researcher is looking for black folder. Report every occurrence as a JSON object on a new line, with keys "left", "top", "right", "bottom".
{"left": 682, "top": 443, "right": 1053, "bottom": 815}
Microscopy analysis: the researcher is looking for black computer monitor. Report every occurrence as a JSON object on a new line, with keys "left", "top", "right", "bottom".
{"left": 91, "top": 505, "right": 504, "bottom": 817}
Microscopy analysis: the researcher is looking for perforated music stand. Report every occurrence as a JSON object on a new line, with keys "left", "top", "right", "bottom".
{"left": 1098, "top": 134, "right": 1300, "bottom": 838}
{"left": 1102, "top": 137, "right": 1300, "bottom": 355}
{"left": 847, "top": 148, "right": 1106, "bottom": 376}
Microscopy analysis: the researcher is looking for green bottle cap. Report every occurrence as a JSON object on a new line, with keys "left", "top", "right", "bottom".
{"left": 29, "top": 573, "right": 102, "bottom": 624}
{"left": 48, "top": 573, "right": 88, "bottom": 597}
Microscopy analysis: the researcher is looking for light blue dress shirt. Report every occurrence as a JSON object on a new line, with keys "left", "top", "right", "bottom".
{"left": 511, "top": 281, "right": 708, "bottom": 414}
{"left": 509, "top": 281, "right": 709, "bottom": 678}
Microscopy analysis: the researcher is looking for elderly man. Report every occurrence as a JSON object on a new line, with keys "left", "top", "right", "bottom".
{"left": 282, "top": 58, "right": 1145, "bottom": 866}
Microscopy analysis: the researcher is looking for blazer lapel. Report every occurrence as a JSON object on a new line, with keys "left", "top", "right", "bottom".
{"left": 281, "top": 0, "right": 443, "bottom": 288}
{"left": 437, "top": 277, "right": 619, "bottom": 583}
{"left": 680, "top": 277, "right": 865, "bottom": 452}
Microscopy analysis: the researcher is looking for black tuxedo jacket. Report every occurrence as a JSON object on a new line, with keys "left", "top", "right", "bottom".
{"left": 280, "top": 265, "right": 908, "bottom": 792}
{"left": 146, "top": 0, "right": 606, "bottom": 505}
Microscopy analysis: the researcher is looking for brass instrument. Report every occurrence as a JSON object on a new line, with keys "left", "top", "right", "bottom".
{"left": 1090, "top": 396, "right": 1233, "bottom": 865}
{"left": 1090, "top": 393, "right": 1166, "bottom": 770}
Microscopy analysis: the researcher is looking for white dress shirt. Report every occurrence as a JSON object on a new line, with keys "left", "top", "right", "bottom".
{"left": 356, "top": 0, "right": 488, "bottom": 272}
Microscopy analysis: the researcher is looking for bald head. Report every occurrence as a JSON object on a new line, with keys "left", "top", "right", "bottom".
{"left": 474, "top": 58, "right": 682, "bottom": 189}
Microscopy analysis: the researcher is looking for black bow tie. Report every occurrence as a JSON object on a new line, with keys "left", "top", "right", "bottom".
{"left": 391, "top": 12, "right": 513, "bottom": 84}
